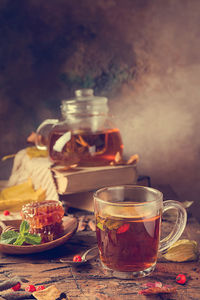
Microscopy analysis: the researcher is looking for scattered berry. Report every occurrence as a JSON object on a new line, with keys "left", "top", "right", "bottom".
{"left": 11, "top": 282, "right": 21, "bottom": 291}
{"left": 73, "top": 255, "right": 82, "bottom": 262}
{"left": 176, "top": 274, "right": 186, "bottom": 285}
{"left": 25, "top": 284, "right": 36, "bottom": 292}
{"left": 117, "top": 223, "right": 130, "bottom": 234}
{"left": 36, "top": 285, "right": 45, "bottom": 291}
{"left": 3, "top": 210, "right": 10, "bottom": 216}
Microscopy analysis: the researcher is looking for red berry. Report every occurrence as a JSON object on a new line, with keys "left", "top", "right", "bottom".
{"left": 73, "top": 255, "right": 82, "bottom": 262}
{"left": 3, "top": 210, "right": 10, "bottom": 216}
{"left": 36, "top": 285, "right": 45, "bottom": 291}
{"left": 117, "top": 223, "right": 130, "bottom": 234}
{"left": 11, "top": 282, "right": 21, "bottom": 291}
{"left": 25, "top": 284, "right": 36, "bottom": 292}
{"left": 176, "top": 274, "right": 186, "bottom": 285}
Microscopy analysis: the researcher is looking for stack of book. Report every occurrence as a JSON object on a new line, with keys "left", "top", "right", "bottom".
{"left": 51, "top": 164, "right": 138, "bottom": 212}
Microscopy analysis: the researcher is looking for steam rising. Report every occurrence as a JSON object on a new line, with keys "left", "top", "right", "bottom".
{"left": 110, "top": 0, "right": 200, "bottom": 217}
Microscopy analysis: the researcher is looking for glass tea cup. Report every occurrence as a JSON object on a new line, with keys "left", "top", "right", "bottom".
{"left": 94, "top": 185, "right": 187, "bottom": 279}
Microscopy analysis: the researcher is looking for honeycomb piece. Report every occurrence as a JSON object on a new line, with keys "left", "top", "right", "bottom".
{"left": 21, "top": 200, "right": 65, "bottom": 243}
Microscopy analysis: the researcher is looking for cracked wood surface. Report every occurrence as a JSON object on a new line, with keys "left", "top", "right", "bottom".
{"left": 0, "top": 189, "right": 200, "bottom": 299}
{"left": 0, "top": 218, "right": 199, "bottom": 300}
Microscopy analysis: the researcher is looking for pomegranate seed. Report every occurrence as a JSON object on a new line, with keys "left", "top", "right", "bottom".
{"left": 117, "top": 223, "right": 130, "bottom": 234}
{"left": 36, "top": 285, "right": 45, "bottom": 291}
{"left": 11, "top": 282, "right": 21, "bottom": 291}
{"left": 73, "top": 255, "right": 82, "bottom": 262}
{"left": 25, "top": 284, "right": 36, "bottom": 292}
{"left": 3, "top": 210, "right": 10, "bottom": 216}
{"left": 176, "top": 274, "right": 187, "bottom": 285}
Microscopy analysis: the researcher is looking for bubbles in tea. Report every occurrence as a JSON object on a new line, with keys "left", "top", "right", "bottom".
{"left": 96, "top": 213, "right": 161, "bottom": 272}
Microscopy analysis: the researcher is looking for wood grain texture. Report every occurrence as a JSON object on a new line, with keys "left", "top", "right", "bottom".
{"left": 0, "top": 185, "right": 199, "bottom": 300}
{"left": 0, "top": 216, "right": 199, "bottom": 300}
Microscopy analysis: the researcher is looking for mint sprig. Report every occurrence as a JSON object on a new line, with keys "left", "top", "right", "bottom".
{"left": 0, "top": 221, "right": 42, "bottom": 246}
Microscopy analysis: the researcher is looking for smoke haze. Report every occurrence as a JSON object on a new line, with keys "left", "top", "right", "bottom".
{"left": 0, "top": 0, "right": 200, "bottom": 218}
{"left": 110, "top": 0, "right": 200, "bottom": 218}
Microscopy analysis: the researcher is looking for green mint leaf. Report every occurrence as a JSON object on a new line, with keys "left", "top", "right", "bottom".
{"left": 96, "top": 222, "right": 104, "bottom": 231}
{"left": 0, "top": 230, "right": 19, "bottom": 244}
{"left": 24, "top": 233, "right": 41, "bottom": 245}
{"left": 20, "top": 220, "right": 30, "bottom": 234}
{"left": 14, "top": 235, "right": 26, "bottom": 246}
{"left": 0, "top": 221, "right": 41, "bottom": 246}
{"left": 105, "top": 219, "right": 122, "bottom": 230}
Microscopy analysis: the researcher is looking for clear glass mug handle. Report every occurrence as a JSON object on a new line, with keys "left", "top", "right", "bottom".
{"left": 159, "top": 200, "right": 187, "bottom": 253}
{"left": 35, "top": 119, "right": 59, "bottom": 150}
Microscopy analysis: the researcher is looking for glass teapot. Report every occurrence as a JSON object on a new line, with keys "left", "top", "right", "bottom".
{"left": 36, "top": 89, "right": 124, "bottom": 167}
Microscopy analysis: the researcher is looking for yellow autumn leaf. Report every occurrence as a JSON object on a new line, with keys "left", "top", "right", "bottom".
{"left": 26, "top": 147, "right": 48, "bottom": 159}
{"left": 0, "top": 178, "right": 46, "bottom": 212}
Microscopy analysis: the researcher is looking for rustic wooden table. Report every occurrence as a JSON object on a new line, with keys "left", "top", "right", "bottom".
{"left": 0, "top": 186, "right": 200, "bottom": 300}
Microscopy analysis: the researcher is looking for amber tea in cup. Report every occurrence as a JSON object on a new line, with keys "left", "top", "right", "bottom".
{"left": 96, "top": 212, "right": 160, "bottom": 273}
{"left": 94, "top": 185, "right": 187, "bottom": 279}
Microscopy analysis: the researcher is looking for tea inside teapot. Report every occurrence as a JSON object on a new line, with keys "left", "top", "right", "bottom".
{"left": 36, "top": 89, "right": 124, "bottom": 167}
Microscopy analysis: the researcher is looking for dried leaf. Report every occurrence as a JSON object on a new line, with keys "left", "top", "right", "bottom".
{"left": 163, "top": 239, "right": 199, "bottom": 262}
{"left": 0, "top": 178, "right": 33, "bottom": 199}
{"left": 27, "top": 131, "right": 37, "bottom": 143}
{"left": 142, "top": 281, "right": 163, "bottom": 288}
{"left": 93, "top": 145, "right": 106, "bottom": 155}
{"left": 182, "top": 201, "right": 194, "bottom": 209}
{"left": 105, "top": 219, "right": 122, "bottom": 230}
{"left": 110, "top": 153, "right": 139, "bottom": 166}
{"left": 77, "top": 216, "right": 87, "bottom": 231}
{"left": 76, "top": 135, "right": 89, "bottom": 147}
{"left": 138, "top": 286, "right": 177, "bottom": 295}
{"left": 33, "top": 285, "right": 61, "bottom": 300}
{"left": 88, "top": 220, "right": 96, "bottom": 231}
{"left": 1, "top": 154, "right": 16, "bottom": 161}
{"left": 0, "top": 178, "right": 46, "bottom": 211}
{"left": 26, "top": 147, "right": 48, "bottom": 159}
{"left": 114, "top": 152, "right": 123, "bottom": 163}
{"left": 126, "top": 154, "right": 139, "bottom": 165}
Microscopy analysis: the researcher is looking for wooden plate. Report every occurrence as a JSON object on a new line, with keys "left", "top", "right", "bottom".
{"left": 0, "top": 216, "right": 78, "bottom": 255}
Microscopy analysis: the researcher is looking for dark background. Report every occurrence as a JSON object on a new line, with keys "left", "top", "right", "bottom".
{"left": 0, "top": 0, "right": 200, "bottom": 220}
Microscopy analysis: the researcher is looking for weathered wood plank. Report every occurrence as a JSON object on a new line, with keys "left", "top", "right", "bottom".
{"left": 0, "top": 181, "right": 200, "bottom": 300}
{"left": 0, "top": 215, "right": 199, "bottom": 300}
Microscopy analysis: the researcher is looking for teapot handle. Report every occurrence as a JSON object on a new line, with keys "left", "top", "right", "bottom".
{"left": 35, "top": 119, "right": 59, "bottom": 150}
